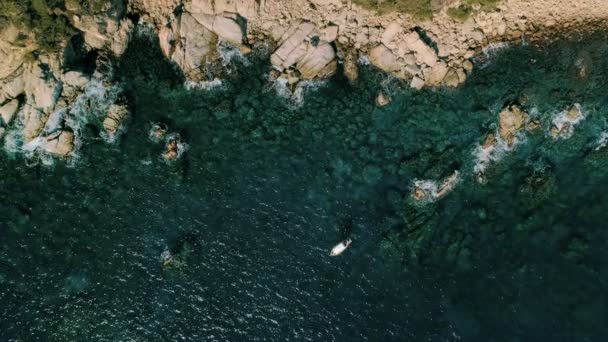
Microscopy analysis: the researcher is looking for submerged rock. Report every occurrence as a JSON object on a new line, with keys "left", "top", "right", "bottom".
{"left": 149, "top": 122, "right": 168, "bottom": 142}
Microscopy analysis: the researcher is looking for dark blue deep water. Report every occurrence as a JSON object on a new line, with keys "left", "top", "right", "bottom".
{"left": 2, "top": 32, "right": 608, "bottom": 341}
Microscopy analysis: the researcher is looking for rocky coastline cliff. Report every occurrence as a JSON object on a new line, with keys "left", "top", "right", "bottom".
{"left": 0, "top": 0, "right": 606, "bottom": 159}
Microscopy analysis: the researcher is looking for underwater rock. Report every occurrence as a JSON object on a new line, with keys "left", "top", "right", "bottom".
{"left": 103, "top": 104, "right": 129, "bottom": 138}
{"left": 0, "top": 99, "right": 20, "bottom": 126}
{"left": 517, "top": 165, "right": 556, "bottom": 210}
{"left": 149, "top": 122, "right": 168, "bottom": 142}
{"left": 41, "top": 130, "right": 75, "bottom": 157}
{"left": 498, "top": 104, "right": 527, "bottom": 147}
{"left": 375, "top": 92, "right": 391, "bottom": 107}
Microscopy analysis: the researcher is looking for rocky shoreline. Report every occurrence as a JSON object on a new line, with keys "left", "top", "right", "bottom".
{"left": 0, "top": 0, "right": 607, "bottom": 158}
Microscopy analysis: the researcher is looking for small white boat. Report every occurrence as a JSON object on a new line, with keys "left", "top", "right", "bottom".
{"left": 329, "top": 238, "right": 352, "bottom": 256}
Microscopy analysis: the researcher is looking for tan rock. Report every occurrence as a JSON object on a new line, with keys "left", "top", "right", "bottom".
{"left": 375, "top": 92, "right": 391, "bottom": 107}
{"left": 380, "top": 22, "right": 403, "bottom": 47}
{"left": 410, "top": 76, "right": 425, "bottom": 90}
{"left": 404, "top": 32, "right": 438, "bottom": 67}
{"left": 498, "top": 105, "right": 528, "bottom": 147}
{"left": 271, "top": 21, "right": 316, "bottom": 71}
{"left": 296, "top": 42, "right": 337, "bottom": 79}
{"left": 566, "top": 103, "right": 583, "bottom": 121}
{"left": 463, "top": 60, "right": 474, "bottom": 72}
{"left": 343, "top": 50, "right": 359, "bottom": 82}
{"left": 189, "top": 0, "right": 259, "bottom": 19}
{"left": 24, "top": 62, "right": 61, "bottom": 111}
{"left": 1, "top": 72, "right": 25, "bottom": 99}
{"left": 425, "top": 62, "right": 449, "bottom": 86}
{"left": 0, "top": 99, "right": 19, "bottom": 126}
{"left": 443, "top": 68, "right": 460, "bottom": 87}
{"left": 482, "top": 132, "right": 497, "bottom": 149}
{"left": 42, "top": 130, "right": 75, "bottom": 156}
{"left": 22, "top": 105, "right": 48, "bottom": 142}
{"left": 212, "top": 15, "right": 245, "bottom": 45}
{"left": 110, "top": 19, "right": 134, "bottom": 57}
{"left": 103, "top": 104, "right": 129, "bottom": 136}
{"left": 369, "top": 44, "right": 401, "bottom": 72}
{"left": 321, "top": 26, "right": 339, "bottom": 43}
{"left": 173, "top": 12, "right": 219, "bottom": 80}
{"left": 158, "top": 26, "right": 174, "bottom": 58}
{"left": 62, "top": 71, "right": 90, "bottom": 88}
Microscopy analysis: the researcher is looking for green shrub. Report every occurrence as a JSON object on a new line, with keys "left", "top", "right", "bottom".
{"left": 447, "top": 5, "right": 472, "bottom": 22}
{"left": 353, "top": 0, "right": 434, "bottom": 19}
{"left": 465, "top": 0, "right": 500, "bottom": 9}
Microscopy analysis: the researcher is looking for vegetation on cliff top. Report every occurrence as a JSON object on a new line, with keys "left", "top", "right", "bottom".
{"left": 0, "top": 0, "right": 112, "bottom": 53}
{"left": 353, "top": 0, "right": 500, "bottom": 19}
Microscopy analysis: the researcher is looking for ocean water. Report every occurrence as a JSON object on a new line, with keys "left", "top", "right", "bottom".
{"left": 1, "top": 31, "right": 608, "bottom": 341}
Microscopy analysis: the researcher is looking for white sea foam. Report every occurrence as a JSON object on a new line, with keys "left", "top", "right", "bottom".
{"left": 595, "top": 131, "right": 608, "bottom": 151}
{"left": 184, "top": 78, "right": 224, "bottom": 91}
{"left": 358, "top": 55, "right": 370, "bottom": 65}
{"left": 476, "top": 42, "right": 509, "bottom": 68}
{"left": 412, "top": 171, "right": 461, "bottom": 204}
{"left": 272, "top": 78, "right": 327, "bottom": 109}
{"left": 2, "top": 77, "right": 122, "bottom": 165}
{"left": 548, "top": 103, "right": 585, "bottom": 140}
{"left": 472, "top": 129, "right": 524, "bottom": 181}
{"left": 218, "top": 41, "right": 251, "bottom": 68}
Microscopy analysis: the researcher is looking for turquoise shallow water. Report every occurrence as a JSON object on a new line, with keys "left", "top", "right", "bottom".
{"left": 1, "top": 32, "right": 608, "bottom": 341}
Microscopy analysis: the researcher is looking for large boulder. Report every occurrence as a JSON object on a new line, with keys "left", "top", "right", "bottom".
{"left": 22, "top": 105, "right": 49, "bottom": 142}
{"left": 23, "top": 62, "right": 62, "bottom": 112}
{"left": 270, "top": 22, "right": 337, "bottom": 80}
{"left": 424, "top": 62, "right": 449, "bottom": 86}
{"left": 0, "top": 99, "right": 20, "bottom": 126}
{"left": 41, "top": 130, "right": 75, "bottom": 156}
{"left": 499, "top": 105, "right": 527, "bottom": 147}
{"left": 211, "top": 15, "right": 245, "bottom": 45}
{"left": 0, "top": 25, "right": 35, "bottom": 80}
{"left": 369, "top": 44, "right": 401, "bottom": 73}
{"left": 404, "top": 32, "right": 438, "bottom": 67}
{"left": 103, "top": 104, "right": 129, "bottom": 137}
{"left": 171, "top": 12, "right": 219, "bottom": 80}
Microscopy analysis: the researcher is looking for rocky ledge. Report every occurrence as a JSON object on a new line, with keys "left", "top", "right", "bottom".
{"left": 0, "top": 0, "right": 607, "bottom": 159}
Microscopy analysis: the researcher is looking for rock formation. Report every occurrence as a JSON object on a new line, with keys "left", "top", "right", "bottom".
{"left": 270, "top": 21, "right": 338, "bottom": 83}
{"left": 498, "top": 104, "right": 527, "bottom": 147}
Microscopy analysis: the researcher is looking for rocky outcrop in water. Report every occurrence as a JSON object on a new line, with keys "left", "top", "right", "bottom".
{"left": 498, "top": 104, "right": 528, "bottom": 147}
